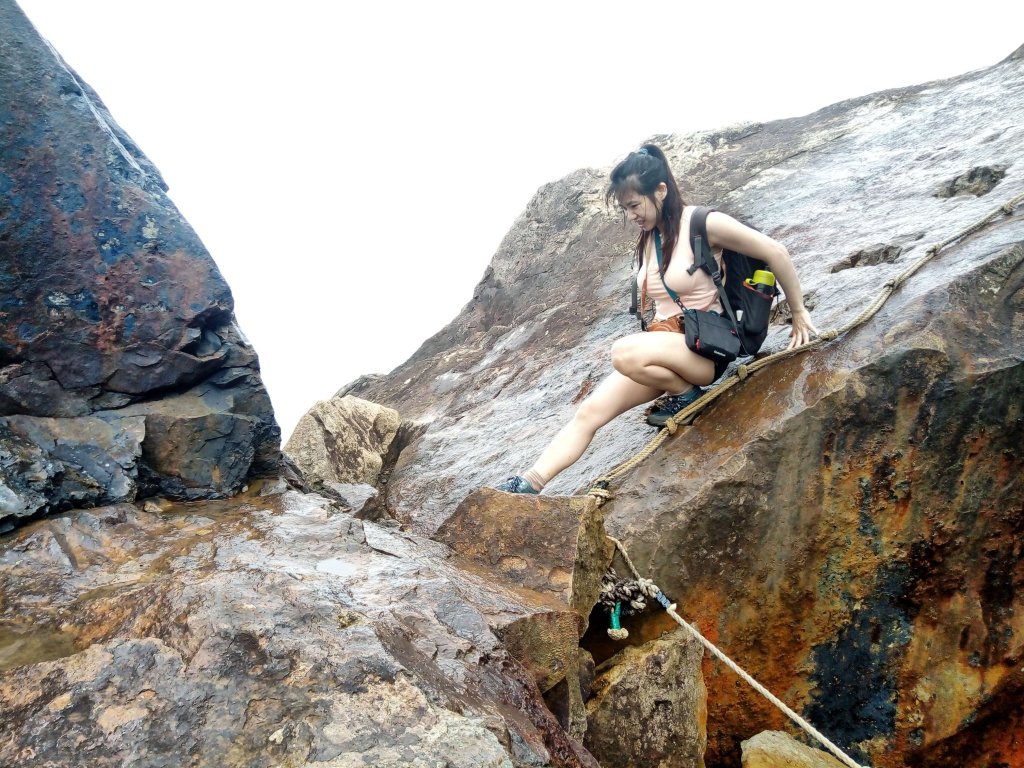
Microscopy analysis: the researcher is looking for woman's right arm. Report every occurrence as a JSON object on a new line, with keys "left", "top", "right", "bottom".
{"left": 705, "top": 211, "right": 818, "bottom": 349}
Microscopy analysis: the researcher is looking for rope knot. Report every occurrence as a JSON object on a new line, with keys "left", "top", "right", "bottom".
{"left": 822, "top": 329, "right": 839, "bottom": 341}
{"left": 637, "top": 577, "right": 660, "bottom": 598}
{"left": 1002, "top": 202, "right": 1015, "bottom": 215}
{"left": 664, "top": 420, "right": 679, "bottom": 434}
{"left": 737, "top": 363, "right": 749, "bottom": 379}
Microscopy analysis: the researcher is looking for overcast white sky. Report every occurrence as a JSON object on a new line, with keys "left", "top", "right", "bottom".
{"left": 14, "top": 1, "right": 1022, "bottom": 439}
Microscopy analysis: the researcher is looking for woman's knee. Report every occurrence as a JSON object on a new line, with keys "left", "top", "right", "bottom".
{"left": 573, "top": 394, "right": 615, "bottom": 432}
{"left": 611, "top": 337, "right": 641, "bottom": 376}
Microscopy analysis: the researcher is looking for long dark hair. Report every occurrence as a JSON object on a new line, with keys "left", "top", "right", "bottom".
{"left": 606, "top": 144, "right": 686, "bottom": 274}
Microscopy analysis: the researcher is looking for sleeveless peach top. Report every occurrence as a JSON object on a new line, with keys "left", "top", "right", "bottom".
{"left": 637, "top": 206, "right": 724, "bottom": 320}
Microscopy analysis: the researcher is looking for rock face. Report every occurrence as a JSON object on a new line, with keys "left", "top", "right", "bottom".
{"left": 741, "top": 731, "right": 846, "bottom": 768}
{"left": 0, "top": 487, "right": 602, "bottom": 768}
{"left": 3, "top": 4, "right": 1024, "bottom": 764}
{"left": 0, "top": 1, "right": 279, "bottom": 528}
{"left": 584, "top": 629, "right": 707, "bottom": 768}
{"left": 342, "top": 48, "right": 1024, "bottom": 767}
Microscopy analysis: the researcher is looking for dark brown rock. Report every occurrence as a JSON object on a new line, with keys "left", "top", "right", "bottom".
{"left": 0, "top": 1, "right": 279, "bottom": 524}
{"left": 436, "top": 489, "right": 614, "bottom": 740}
{"left": 436, "top": 490, "right": 613, "bottom": 630}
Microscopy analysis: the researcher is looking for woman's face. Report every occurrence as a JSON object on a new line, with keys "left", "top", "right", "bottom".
{"left": 618, "top": 185, "right": 665, "bottom": 232}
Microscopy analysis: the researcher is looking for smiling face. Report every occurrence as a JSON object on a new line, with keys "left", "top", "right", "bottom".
{"left": 617, "top": 182, "right": 667, "bottom": 232}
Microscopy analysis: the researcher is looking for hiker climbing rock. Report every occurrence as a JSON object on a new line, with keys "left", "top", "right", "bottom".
{"left": 496, "top": 143, "right": 817, "bottom": 494}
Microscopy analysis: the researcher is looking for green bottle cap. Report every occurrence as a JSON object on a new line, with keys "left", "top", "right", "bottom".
{"left": 751, "top": 269, "right": 776, "bottom": 287}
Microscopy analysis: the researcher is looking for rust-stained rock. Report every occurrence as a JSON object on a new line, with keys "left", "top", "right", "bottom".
{"left": 284, "top": 395, "right": 400, "bottom": 491}
{"left": 584, "top": 628, "right": 707, "bottom": 768}
{"left": 0, "top": 489, "right": 599, "bottom": 768}
{"left": 741, "top": 731, "right": 847, "bottom": 767}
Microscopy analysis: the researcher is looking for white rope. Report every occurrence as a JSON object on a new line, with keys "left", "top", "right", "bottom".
{"left": 607, "top": 537, "right": 870, "bottom": 768}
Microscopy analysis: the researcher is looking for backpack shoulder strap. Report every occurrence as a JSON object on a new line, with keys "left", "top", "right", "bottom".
{"left": 687, "top": 205, "right": 742, "bottom": 334}
{"left": 687, "top": 206, "right": 716, "bottom": 276}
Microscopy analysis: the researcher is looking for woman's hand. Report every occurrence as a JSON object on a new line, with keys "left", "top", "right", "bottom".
{"left": 787, "top": 306, "right": 818, "bottom": 350}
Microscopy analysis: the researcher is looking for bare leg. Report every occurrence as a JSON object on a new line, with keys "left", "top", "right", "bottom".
{"left": 529, "top": 371, "right": 661, "bottom": 485}
{"left": 611, "top": 330, "right": 716, "bottom": 390}
{"left": 518, "top": 329, "right": 715, "bottom": 489}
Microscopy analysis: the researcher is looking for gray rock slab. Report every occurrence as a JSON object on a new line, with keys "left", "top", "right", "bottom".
{"left": 0, "top": 489, "right": 599, "bottom": 768}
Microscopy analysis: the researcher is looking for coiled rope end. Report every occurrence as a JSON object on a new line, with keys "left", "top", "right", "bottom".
{"left": 608, "top": 601, "right": 629, "bottom": 640}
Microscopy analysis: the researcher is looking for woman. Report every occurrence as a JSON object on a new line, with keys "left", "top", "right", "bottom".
{"left": 496, "top": 144, "right": 817, "bottom": 495}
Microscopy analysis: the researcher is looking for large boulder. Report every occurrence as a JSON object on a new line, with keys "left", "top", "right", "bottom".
{"left": 437, "top": 489, "right": 615, "bottom": 738}
{"left": 284, "top": 395, "right": 401, "bottom": 491}
{"left": 0, "top": 487, "right": 601, "bottom": 768}
{"left": 0, "top": 1, "right": 279, "bottom": 527}
{"left": 343, "top": 46, "right": 1024, "bottom": 767}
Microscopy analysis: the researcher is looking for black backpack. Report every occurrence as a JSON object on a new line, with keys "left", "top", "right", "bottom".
{"left": 686, "top": 207, "right": 778, "bottom": 356}
{"left": 630, "top": 207, "right": 779, "bottom": 356}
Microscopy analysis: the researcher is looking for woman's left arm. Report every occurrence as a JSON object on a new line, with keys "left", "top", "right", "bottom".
{"left": 706, "top": 211, "right": 818, "bottom": 350}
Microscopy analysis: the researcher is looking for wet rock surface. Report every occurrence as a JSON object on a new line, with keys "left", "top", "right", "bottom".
{"left": 0, "top": 414, "right": 144, "bottom": 531}
{"left": 0, "top": 487, "right": 601, "bottom": 767}
{"left": 3, "top": 2, "right": 1024, "bottom": 764}
{"left": 343, "top": 46, "right": 1024, "bottom": 767}
{"left": 0, "top": 2, "right": 279, "bottom": 526}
